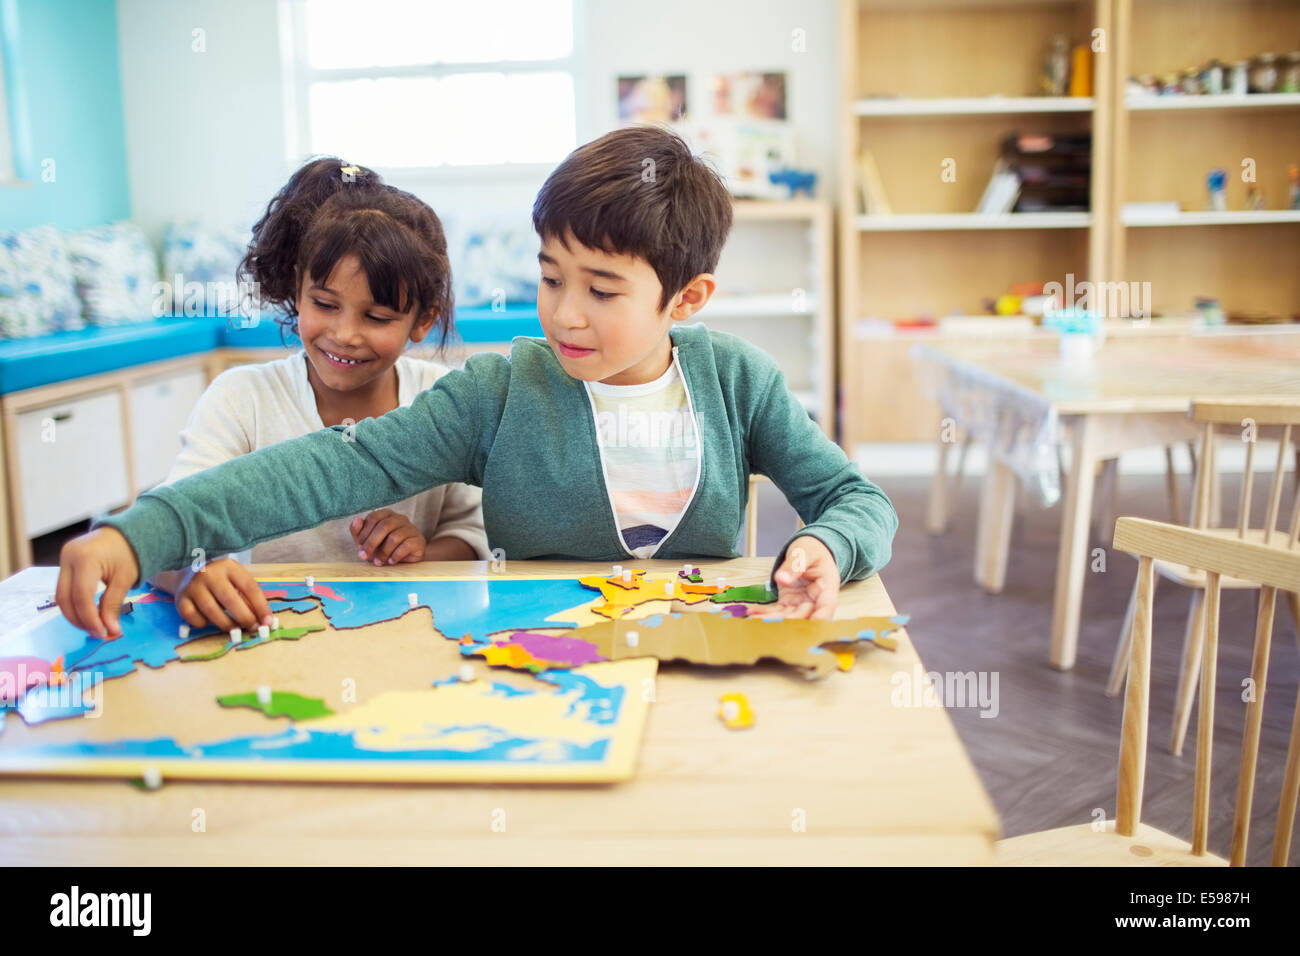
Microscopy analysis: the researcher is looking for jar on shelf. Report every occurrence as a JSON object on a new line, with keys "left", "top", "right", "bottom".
{"left": 1201, "top": 60, "right": 1224, "bottom": 95}
{"left": 1281, "top": 52, "right": 1300, "bottom": 93}
{"left": 1181, "top": 67, "right": 1201, "bottom": 94}
{"left": 1249, "top": 53, "right": 1278, "bottom": 93}
{"left": 1230, "top": 60, "right": 1250, "bottom": 95}
{"left": 1160, "top": 71, "right": 1180, "bottom": 94}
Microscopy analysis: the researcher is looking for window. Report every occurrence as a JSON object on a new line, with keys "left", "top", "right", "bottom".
{"left": 0, "top": 16, "right": 15, "bottom": 182}
{"left": 280, "top": 0, "right": 578, "bottom": 172}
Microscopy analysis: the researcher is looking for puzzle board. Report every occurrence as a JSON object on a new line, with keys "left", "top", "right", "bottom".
{"left": 0, "top": 575, "right": 657, "bottom": 783}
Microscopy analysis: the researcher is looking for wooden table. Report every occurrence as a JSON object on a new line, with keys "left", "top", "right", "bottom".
{"left": 918, "top": 327, "right": 1300, "bottom": 671}
{"left": 0, "top": 558, "right": 1000, "bottom": 865}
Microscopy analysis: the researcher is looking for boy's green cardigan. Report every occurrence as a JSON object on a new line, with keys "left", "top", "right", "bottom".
{"left": 97, "top": 325, "right": 897, "bottom": 587}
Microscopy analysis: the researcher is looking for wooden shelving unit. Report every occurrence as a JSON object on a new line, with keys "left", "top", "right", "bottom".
{"left": 1110, "top": 0, "right": 1300, "bottom": 320}
{"left": 856, "top": 212, "right": 1092, "bottom": 230}
{"left": 854, "top": 96, "right": 1094, "bottom": 117}
{"left": 1126, "top": 91, "right": 1300, "bottom": 112}
{"left": 837, "top": 0, "right": 1110, "bottom": 445}
{"left": 836, "top": 0, "right": 1299, "bottom": 448}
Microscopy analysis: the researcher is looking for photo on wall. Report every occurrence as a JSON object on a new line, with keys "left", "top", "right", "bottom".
{"left": 616, "top": 74, "right": 688, "bottom": 124}
{"left": 711, "top": 71, "right": 787, "bottom": 120}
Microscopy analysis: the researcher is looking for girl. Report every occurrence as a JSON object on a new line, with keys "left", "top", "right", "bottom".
{"left": 148, "top": 158, "right": 488, "bottom": 633}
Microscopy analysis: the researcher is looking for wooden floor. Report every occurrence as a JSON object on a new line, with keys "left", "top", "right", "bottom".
{"left": 31, "top": 467, "right": 1300, "bottom": 866}
{"left": 752, "top": 470, "right": 1299, "bottom": 867}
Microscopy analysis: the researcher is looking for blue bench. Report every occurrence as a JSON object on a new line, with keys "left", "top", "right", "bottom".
{"left": 0, "top": 305, "right": 544, "bottom": 395}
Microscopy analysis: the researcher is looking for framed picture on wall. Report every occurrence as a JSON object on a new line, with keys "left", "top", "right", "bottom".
{"left": 616, "top": 74, "right": 688, "bottom": 124}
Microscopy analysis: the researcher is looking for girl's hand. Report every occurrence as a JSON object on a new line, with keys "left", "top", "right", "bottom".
{"left": 350, "top": 510, "right": 427, "bottom": 566}
{"left": 176, "top": 557, "right": 273, "bottom": 634}
{"left": 56, "top": 527, "right": 141, "bottom": 638}
{"left": 757, "top": 535, "right": 840, "bottom": 620}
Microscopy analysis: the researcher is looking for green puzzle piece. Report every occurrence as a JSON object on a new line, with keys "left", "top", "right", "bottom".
{"left": 216, "top": 690, "right": 334, "bottom": 720}
{"left": 710, "top": 584, "right": 777, "bottom": 604}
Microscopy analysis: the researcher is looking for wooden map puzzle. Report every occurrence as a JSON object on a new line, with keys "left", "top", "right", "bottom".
{"left": 0, "top": 569, "right": 905, "bottom": 785}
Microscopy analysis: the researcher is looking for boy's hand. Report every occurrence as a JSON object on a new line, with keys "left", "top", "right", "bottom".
{"left": 760, "top": 535, "right": 840, "bottom": 620}
{"left": 175, "top": 557, "right": 273, "bottom": 633}
{"left": 56, "top": 527, "right": 141, "bottom": 638}
{"left": 350, "top": 510, "right": 427, "bottom": 566}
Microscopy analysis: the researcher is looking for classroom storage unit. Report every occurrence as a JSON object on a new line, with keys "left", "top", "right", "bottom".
{"left": 837, "top": 0, "right": 1112, "bottom": 447}
{"left": 1110, "top": 0, "right": 1300, "bottom": 317}
{"left": 0, "top": 357, "right": 212, "bottom": 571}
{"left": 837, "top": 0, "right": 1300, "bottom": 450}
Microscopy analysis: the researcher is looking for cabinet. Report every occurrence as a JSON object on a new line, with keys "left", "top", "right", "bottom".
{"left": 15, "top": 391, "right": 131, "bottom": 538}
{"left": 128, "top": 368, "right": 208, "bottom": 490}
{"left": 1, "top": 355, "right": 212, "bottom": 571}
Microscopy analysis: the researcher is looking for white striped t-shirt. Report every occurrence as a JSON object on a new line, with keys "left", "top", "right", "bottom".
{"left": 584, "top": 352, "right": 700, "bottom": 559}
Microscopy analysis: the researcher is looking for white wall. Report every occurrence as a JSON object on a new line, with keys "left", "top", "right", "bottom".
{"left": 118, "top": 0, "right": 290, "bottom": 243}
{"left": 580, "top": 0, "right": 838, "bottom": 190}
{"left": 118, "top": 0, "right": 838, "bottom": 239}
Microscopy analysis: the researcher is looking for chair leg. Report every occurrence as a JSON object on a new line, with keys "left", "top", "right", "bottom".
{"left": 1274, "top": 680, "right": 1300, "bottom": 866}
{"left": 926, "top": 435, "right": 953, "bottom": 534}
{"left": 1107, "top": 572, "right": 1140, "bottom": 697}
{"left": 745, "top": 477, "right": 759, "bottom": 558}
{"left": 1231, "top": 586, "right": 1276, "bottom": 866}
{"left": 1164, "top": 445, "right": 1183, "bottom": 524}
{"left": 1171, "top": 588, "right": 1207, "bottom": 757}
{"left": 1286, "top": 590, "right": 1300, "bottom": 646}
{"left": 952, "top": 435, "right": 972, "bottom": 502}
{"left": 1093, "top": 457, "right": 1119, "bottom": 544}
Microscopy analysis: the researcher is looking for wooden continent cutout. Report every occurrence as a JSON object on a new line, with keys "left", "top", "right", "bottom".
{"left": 578, "top": 569, "right": 736, "bottom": 619}
{"left": 469, "top": 610, "right": 905, "bottom": 679}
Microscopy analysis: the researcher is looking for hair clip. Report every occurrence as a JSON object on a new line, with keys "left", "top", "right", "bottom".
{"left": 340, "top": 164, "right": 361, "bottom": 181}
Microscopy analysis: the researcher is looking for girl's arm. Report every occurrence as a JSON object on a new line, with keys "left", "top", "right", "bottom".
{"left": 93, "top": 353, "right": 504, "bottom": 586}
{"left": 423, "top": 482, "right": 490, "bottom": 560}
{"left": 423, "top": 536, "right": 480, "bottom": 561}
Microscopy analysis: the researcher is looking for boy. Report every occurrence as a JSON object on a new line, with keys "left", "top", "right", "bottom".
{"left": 57, "top": 126, "right": 898, "bottom": 638}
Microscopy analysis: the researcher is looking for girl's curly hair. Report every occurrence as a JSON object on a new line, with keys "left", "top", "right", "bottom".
{"left": 239, "top": 158, "right": 453, "bottom": 348}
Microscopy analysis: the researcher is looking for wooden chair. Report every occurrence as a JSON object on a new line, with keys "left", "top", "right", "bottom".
{"left": 999, "top": 467, "right": 1300, "bottom": 866}
{"left": 1106, "top": 402, "right": 1300, "bottom": 758}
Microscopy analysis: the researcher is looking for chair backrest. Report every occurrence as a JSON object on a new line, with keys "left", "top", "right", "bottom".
{"left": 1187, "top": 401, "right": 1300, "bottom": 546}
{"left": 1111, "top": 514, "right": 1300, "bottom": 866}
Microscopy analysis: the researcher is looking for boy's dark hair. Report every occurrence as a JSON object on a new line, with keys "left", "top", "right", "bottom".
{"left": 532, "top": 125, "right": 733, "bottom": 311}
{"left": 240, "top": 157, "right": 453, "bottom": 347}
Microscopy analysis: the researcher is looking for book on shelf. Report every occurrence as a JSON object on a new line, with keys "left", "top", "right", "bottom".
{"left": 976, "top": 159, "right": 1021, "bottom": 214}
{"left": 1123, "top": 201, "right": 1181, "bottom": 221}
{"left": 1001, "top": 131, "right": 1091, "bottom": 212}
{"left": 857, "top": 149, "right": 892, "bottom": 215}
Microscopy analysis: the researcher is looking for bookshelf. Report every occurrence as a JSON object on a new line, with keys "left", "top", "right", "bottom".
{"left": 837, "top": 0, "right": 1111, "bottom": 445}
{"left": 1110, "top": 0, "right": 1300, "bottom": 319}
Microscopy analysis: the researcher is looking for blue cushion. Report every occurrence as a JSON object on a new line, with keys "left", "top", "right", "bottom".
{"left": 0, "top": 307, "right": 545, "bottom": 395}
{"left": 215, "top": 314, "right": 299, "bottom": 348}
{"left": 450, "top": 304, "right": 542, "bottom": 343}
{"left": 213, "top": 305, "right": 543, "bottom": 348}
{"left": 0, "top": 317, "right": 217, "bottom": 394}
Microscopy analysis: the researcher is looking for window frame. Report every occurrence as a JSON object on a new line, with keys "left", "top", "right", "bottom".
{"left": 278, "top": 0, "right": 586, "bottom": 181}
{"left": 0, "top": 8, "right": 18, "bottom": 183}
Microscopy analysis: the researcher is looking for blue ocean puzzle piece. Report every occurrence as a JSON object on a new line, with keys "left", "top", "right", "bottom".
{"left": 535, "top": 670, "right": 624, "bottom": 725}
{"left": 16, "top": 677, "right": 102, "bottom": 724}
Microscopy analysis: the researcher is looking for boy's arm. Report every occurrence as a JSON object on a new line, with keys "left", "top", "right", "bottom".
{"left": 748, "top": 365, "right": 898, "bottom": 585}
{"left": 93, "top": 359, "right": 491, "bottom": 586}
